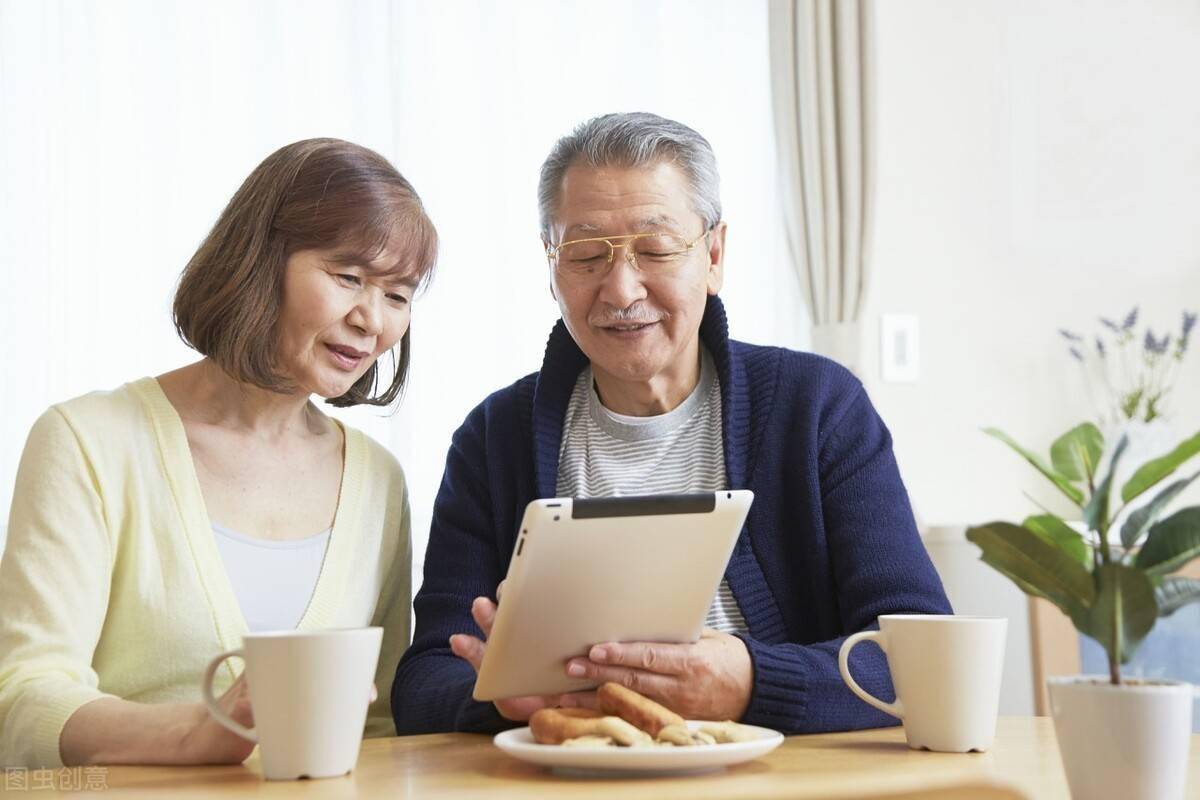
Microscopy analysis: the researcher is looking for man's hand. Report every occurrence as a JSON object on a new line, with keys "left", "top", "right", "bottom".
{"left": 449, "top": 583, "right": 596, "bottom": 722}
{"left": 563, "top": 629, "right": 753, "bottom": 721}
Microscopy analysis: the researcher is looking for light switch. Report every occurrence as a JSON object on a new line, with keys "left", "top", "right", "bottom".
{"left": 881, "top": 313, "right": 919, "bottom": 382}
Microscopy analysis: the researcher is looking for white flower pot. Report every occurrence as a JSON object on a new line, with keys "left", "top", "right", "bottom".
{"left": 1048, "top": 676, "right": 1193, "bottom": 800}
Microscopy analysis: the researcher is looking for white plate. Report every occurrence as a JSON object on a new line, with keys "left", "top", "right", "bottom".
{"left": 493, "top": 721, "right": 784, "bottom": 775}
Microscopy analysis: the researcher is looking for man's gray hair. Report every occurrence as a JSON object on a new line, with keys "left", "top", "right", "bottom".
{"left": 537, "top": 112, "right": 722, "bottom": 239}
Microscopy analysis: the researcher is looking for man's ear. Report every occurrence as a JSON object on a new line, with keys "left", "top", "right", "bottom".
{"left": 705, "top": 221, "right": 727, "bottom": 296}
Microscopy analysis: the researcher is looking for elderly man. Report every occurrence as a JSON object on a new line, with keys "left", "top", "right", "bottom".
{"left": 392, "top": 112, "right": 950, "bottom": 735}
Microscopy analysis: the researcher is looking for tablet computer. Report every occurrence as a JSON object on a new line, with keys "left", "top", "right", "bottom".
{"left": 472, "top": 490, "right": 753, "bottom": 702}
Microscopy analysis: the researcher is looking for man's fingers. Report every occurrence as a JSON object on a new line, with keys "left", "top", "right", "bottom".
{"left": 584, "top": 641, "right": 690, "bottom": 675}
{"left": 449, "top": 633, "right": 486, "bottom": 673}
{"left": 556, "top": 690, "right": 599, "bottom": 710}
{"left": 494, "top": 695, "right": 550, "bottom": 722}
{"left": 493, "top": 689, "right": 598, "bottom": 724}
{"left": 471, "top": 596, "right": 498, "bottom": 637}
{"left": 454, "top": 595, "right": 498, "bottom": 673}
{"left": 564, "top": 664, "right": 676, "bottom": 698}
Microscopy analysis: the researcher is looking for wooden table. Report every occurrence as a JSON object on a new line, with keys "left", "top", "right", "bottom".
{"left": 24, "top": 717, "right": 1200, "bottom": 799}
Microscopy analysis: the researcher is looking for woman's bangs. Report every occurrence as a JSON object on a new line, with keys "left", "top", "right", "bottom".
{"left": 330, "top": 205, "right": 437, "bottom": 292}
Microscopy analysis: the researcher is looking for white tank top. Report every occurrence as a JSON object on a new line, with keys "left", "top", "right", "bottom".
{"left": 212, "top": 523, "right": 331, "bottom": 632}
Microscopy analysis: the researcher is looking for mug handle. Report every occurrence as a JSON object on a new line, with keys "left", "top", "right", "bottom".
{"left": 201, "top": 649, "right": 257, "bottom": 743}
{"left": 838, "top": 630, "right": 904, "bottom": 720}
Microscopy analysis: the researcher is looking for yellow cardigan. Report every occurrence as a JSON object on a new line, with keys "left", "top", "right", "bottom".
{"left": 0, "top": 378, "right": 411, "bottom": 767}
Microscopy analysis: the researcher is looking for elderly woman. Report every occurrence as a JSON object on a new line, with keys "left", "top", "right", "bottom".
{"left": 0, "top": 139, "right": 433, "bottom": 767}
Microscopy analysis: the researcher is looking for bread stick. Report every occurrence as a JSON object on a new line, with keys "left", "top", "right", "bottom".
{"left": 529, "top": 708, "right": 652, "bottom": 746}
{"left": 561, "top": 735, "right": 615, "bottom": 748}
{"left": 530, "top": 708, "right": 604, "bottom": 744}
{"left": 699, "top": 720, "right": 759, "bottom": 743}
{"left": 597, "top": 682, "right": 684, "bottom": 736}
{"left": 597, "top": 716, "right": 654, "bottom": 747}
{"left": 555, "top": 707, "right": 604, "bottom": 719}
{"left": 655, "top": 722, "right": 697, "bottom": 746}
{"left": 657, "top": 722, "right": 718, "bottom": 746}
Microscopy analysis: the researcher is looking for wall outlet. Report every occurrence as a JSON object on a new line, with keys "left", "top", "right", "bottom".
{"left": 881, "top": 313, "right": 919, "bottom": 382}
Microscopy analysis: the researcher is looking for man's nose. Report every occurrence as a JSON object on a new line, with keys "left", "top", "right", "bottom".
{"left": 597, "top": 248, "right": 648, "bottom": 307}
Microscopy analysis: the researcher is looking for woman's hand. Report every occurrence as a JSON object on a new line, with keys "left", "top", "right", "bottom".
{"left": 60, "top": 675, "right": 258, "bottom": 766}
{"left": 176, "top": 673, "right": 258, "bottom": 764}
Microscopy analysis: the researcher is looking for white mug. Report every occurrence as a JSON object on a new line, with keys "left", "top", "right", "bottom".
{"left": 202, "top": 627, "right": 382, "bottom": 780}
{"left": 838, "top": 614, "right": 1007, "bottom": 753}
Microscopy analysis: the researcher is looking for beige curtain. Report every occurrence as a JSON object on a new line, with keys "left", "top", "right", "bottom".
{"left": 769, "top": 0, "right": 875, "bottom": 372}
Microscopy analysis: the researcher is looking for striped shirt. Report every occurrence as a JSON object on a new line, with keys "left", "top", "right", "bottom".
{"left": 555, "top": 348, "right": 749, "bottom": 635}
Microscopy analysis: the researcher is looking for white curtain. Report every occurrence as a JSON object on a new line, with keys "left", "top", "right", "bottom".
{"left": 768, "top": 0, "right": 875, "bottom": 372}
{"left": 0, "top": 0, "right": 401, "bottom": 551}
{"left": 0, "top": 1, "right": 805, "bottom": 573}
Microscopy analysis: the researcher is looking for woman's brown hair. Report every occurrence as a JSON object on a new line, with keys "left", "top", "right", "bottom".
{"left": 173, "top": 138, "right": 437, "bottom": 408}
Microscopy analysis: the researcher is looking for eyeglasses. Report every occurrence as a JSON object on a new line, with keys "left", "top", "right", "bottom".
{"left": 545, "top": 229, "right": 711, "bottom": 280}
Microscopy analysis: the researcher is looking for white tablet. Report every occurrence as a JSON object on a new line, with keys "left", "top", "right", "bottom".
{"left": 472, "top": 490, "right": 753, "bottom": 702}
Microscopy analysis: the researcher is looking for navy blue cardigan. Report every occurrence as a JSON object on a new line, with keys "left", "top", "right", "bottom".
{"left": 392, "top": 296, "right": 951, "bottom": 735}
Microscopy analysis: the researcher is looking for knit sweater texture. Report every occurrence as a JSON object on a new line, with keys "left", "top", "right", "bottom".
{"left": 392, "top": 296, "right": 951, "bottom": 735}
{"left": 0, "top": 378, "right": 412, "bottom": 766}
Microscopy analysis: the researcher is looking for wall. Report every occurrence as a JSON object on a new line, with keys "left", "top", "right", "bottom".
{"left": 867, "top": 0, "right": 1200, "bottom": 525}
{"left": 867, "top": 0, "right": 1200, "bottom": 713}
{"left": 0, "top": 0, "right": 404, "bottom": 548}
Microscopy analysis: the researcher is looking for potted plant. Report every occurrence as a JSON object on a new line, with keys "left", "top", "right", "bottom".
{"left": 1060, "top": 308, "right": 1196, "bottom": 529}
{"left": 1060, "top": 308, "right": 1195, "bottom": 427}
{"left": 966, "top": 422, "right": 1200, "bottom": 800}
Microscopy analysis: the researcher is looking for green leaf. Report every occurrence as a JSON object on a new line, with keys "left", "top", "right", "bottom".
{"left": 1083, "top": 434, "right": 1128, "bottom": 533}
{"left": 1120, "top": 470, "right": 1200, "bottom": 549}
{"left": 1050, "top": 423, "right": 1105, "bottom": 483}
{"left": 1121, "top": 430, "right": 1200, "bottom": 504}
{"left": 1156, "top": 576, "right": 1200, "bottom": 617}
{"left": 1083, "top": 564, "right": 1157, "bottom": 664}
{"left": 966, "top": 522, "right": 1095, "bottom": 623}
{"left": 1023, "top": 514, "right": 1092, "bottom": 570}
{"left": 1005, "top": 574, "right": 1051, "bottom": 600}
{"left": 984, "top": 428, "right": 1085, "bottom": 506}
{"left": 1134, "top": 507, "right": 1200, "bottom": 576}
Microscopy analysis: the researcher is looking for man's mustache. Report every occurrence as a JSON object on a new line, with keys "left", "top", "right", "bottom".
{"left": 589, "top": 304, "right": 667, "bottom": 326}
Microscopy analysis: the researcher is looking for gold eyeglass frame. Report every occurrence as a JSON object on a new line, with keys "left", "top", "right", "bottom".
{"left": 545, "top": 227, "right": 713, "bottom": 275}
